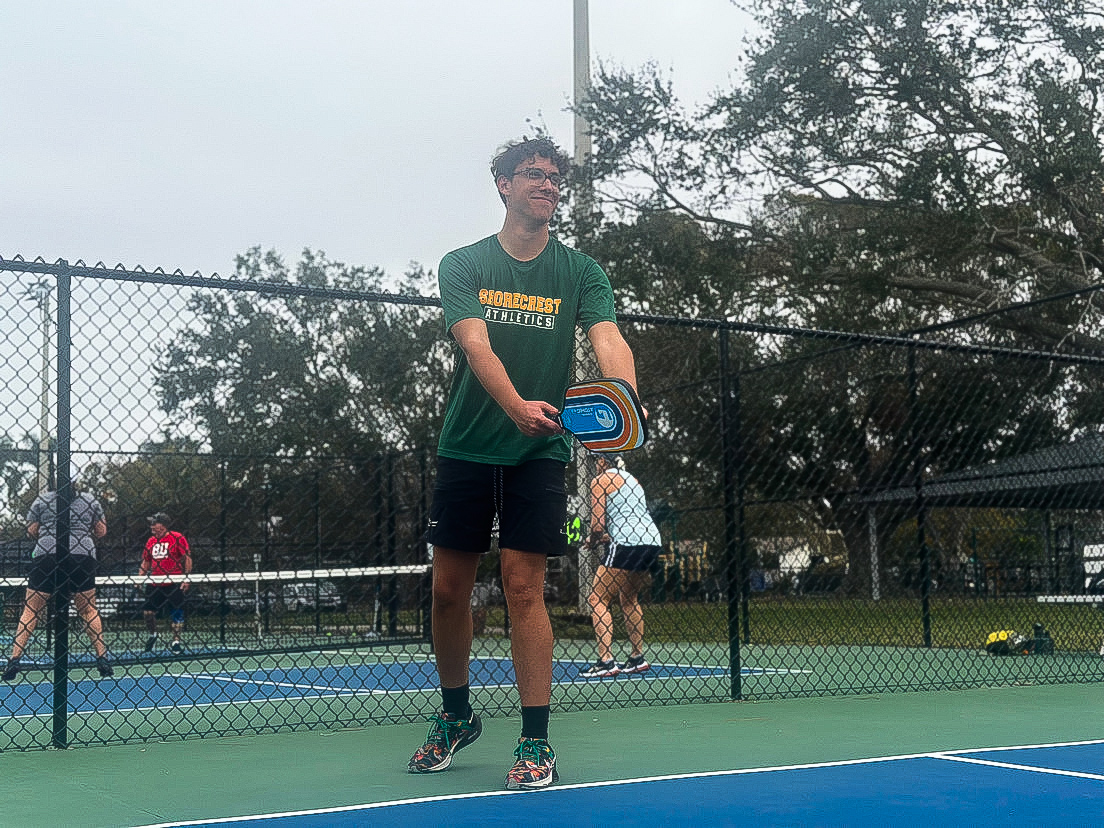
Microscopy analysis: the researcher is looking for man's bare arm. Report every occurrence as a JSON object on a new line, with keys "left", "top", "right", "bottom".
{"left": 587, "top": 321, "right": 638, "bottom": 392}
{"left": 450, "top": 317, "right": 562, "bottom": 437}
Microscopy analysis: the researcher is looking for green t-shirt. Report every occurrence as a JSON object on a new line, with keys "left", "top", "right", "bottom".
{"left": 437, "top": 235, "right": 617, "bottom": 465}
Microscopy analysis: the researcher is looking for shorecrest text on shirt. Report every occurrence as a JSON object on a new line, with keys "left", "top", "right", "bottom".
{"left": 479, "top": 288, "right": 561, "bottom": 330}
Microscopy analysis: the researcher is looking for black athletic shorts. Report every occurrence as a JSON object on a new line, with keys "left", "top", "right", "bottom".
{"left": 600, "top": 542, "right": 661, "bottom": 573}
{"left": 27, "top": 554, "right": 97, "bottom": 596}
{"left": 425, "top": 457, "right": 568, "bottom": 556}
{"left": 143, "top": 584, "right": 186, "bottom": 615}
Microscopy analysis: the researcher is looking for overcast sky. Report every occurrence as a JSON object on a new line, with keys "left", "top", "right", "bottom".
{"left": 1, "top": 0, "right": 752, "bottom": 281}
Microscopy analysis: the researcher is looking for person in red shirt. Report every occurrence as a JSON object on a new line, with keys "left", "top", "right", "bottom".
{"left": 138, "top": 512, "right": 192, "bottom": 654}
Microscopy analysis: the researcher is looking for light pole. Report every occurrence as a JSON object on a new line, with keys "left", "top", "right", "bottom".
{"left": 573, "top": 0, "right": 592, "bottom": 177}
{"left": 573, "top": 0, "right": 598, "bottom": 614}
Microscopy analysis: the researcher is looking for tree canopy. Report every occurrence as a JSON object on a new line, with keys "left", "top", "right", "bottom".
{"left": 577, "top": 0, "right": 1104, "bottom": 350}
{"left": 157, "top": 248, "right": 450, "bottom": 459}
{"left": 573, "top": 0, "right": 1104, "bottom": 594}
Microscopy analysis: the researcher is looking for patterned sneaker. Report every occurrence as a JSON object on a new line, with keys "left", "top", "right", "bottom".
{"left": 407, "top": 712, "right": 482, "bottom": 773}
{"left": 2, "top": 657, "right": 21, "bottom": 681}
{"left": 579, "top": 659, "right": 620, "bottom": 678}
{"left": 144, "top": 635, "right": 158, "bottom": 652}
{"left": 620, "top": 654, "right": 651, "bottom": 674}
{"left": 505, "top": 737, "right": 559, "bottom": 790}
{"left": 170, "top": 640, "right": 183, "bottom": 655}
{"left": 96, "top": 657, "right": 114, "bottom": 678}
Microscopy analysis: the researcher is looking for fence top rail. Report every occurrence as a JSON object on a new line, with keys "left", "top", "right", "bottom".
{"left": 4, "top": 257, "right": 1103, "bottom": 365}
{"left": 0, "top": 256, "right": 443, "bottom": 308}
{"left": 618, "top": 311, "right": 1104, "bottom": 366}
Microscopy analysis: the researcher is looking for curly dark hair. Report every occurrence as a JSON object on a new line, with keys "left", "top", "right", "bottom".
{"left": 490, "top": 137, "right": 571, "bottom": 204}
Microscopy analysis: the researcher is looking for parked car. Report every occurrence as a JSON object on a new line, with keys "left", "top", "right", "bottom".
{"left": 282, "top": 581, "right": 345, "bottom": 611}
{"left": 189, "top": 581, "right": 346, "bottom": 614}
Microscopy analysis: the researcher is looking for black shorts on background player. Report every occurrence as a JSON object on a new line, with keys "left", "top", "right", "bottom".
{"left": 599, "top": 543, "right": 661, "bottom": 573}
{"left": 143, "top": 584, "right": 186, "bottom": 615}
{"left": 27, "top": 554, "right": 97, "bottom": 596}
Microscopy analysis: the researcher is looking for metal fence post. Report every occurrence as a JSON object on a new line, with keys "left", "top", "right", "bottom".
{"left": 907, "top": 343, "right": 933, "bottom": 648}
{"left": 51, "top": 260, "right": 72, "bottom": 749}
{"left": 719, "top": 330, "right": 743, "bottom": 699}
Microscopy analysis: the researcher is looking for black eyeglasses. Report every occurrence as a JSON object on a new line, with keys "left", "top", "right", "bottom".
{"left": 512, "top": 168, "right": 565, "bottom": 188}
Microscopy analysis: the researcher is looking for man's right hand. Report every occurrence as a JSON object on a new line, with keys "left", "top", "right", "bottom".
{"left": 509, "top": 399, "right": 564, "bottom": 437}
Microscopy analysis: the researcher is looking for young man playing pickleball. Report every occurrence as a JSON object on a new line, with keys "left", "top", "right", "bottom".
{"left": 408, "top": 136, "right": 640, "bottom": 790}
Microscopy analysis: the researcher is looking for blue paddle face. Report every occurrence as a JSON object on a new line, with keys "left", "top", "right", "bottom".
{"left": 558, "top": 378, "right": 647, "bottom": 452}
{"left": 559, "top": 395, "right": 623, "bottom": 439}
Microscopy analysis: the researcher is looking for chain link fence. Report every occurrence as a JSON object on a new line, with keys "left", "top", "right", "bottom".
{"left": 1, "top": 256, "right": 1103, "bottom": 750}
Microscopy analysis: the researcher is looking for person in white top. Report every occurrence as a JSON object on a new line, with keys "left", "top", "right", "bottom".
{"left": 580, "top": 454, "right": 662, "bottom": 678}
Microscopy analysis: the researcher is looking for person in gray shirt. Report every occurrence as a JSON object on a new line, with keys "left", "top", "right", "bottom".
{"left": 2, "top": 488, "right": 114, "bottom": 680}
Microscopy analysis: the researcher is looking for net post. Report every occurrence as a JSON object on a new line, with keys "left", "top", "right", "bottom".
{"left": 218, "top": 458, "right": 228, "bottom": 645}
{"left": 385, "top": 453, "right": 398, "bottom": 637}
{"left": 253, "top": 552, "right": 262, "bottom": 644}
{"left": 419, "top": 449, "right": 433, "bottom": 644}
{"left": 313, "top": 467, "right": 322, "bottom": 635}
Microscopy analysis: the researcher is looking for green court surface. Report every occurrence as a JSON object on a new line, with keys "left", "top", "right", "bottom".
{"left": 3, "top": 680, "right": 1104, "bottom": 826}
{"left": 6, "top": 638, "right": 1101, "bottom": 753}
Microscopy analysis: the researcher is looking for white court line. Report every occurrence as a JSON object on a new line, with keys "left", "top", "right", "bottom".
{"left": 926, "top": 737, "right": 1104, "bottom": 781}
{"left": 130, "top": 753, "right": 941, "bottom": 827}
{"left": 0, "top": 689, "right": 411, "bottom": 723}
{"left": 933, "top": 752, "right": 1104, "bottom": 782}
{"left": 133, "top": 746, "right": 1104, "bottom": 828}
{"left": 3, "top": 683, "right": 445, "bottom": 722}
{"left": 189, "top": 672, "right": 353, "bottom": 694}
{"left": 317, "top": 657, "right": 766, "bottom": 682}
{"left": 138, "top": 745, "right": 1085, "bottom": 828}
{"left": 479, "top": 656, "right": 805, "bottom": 676}
{"left": 0, "top": 660, "right": 795, "bottom": 721}
{"left": 940, "top": 737, "right": 1104, "bottom": 754}
{"left": 331, "top": 651, "right": 430, "bottom": 660}
{"left": 3, "top": 681, "right": 431, "bottom": 723}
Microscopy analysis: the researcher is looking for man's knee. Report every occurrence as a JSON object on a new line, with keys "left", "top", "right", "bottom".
{"left": 502, "top": 578, "right": 544, "bottom": 613}
{"left": 432, "top": 580, "right": 473, "bottom": 613}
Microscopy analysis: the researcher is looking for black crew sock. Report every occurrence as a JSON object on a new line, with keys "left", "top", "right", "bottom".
{"left": 520, "top": 705, "right": 550, "bottom": 741}
{"left": 441, "top": 685, "right": 471, "bottom": 719}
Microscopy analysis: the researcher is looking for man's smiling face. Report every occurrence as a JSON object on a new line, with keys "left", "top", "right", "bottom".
{"left": 498, "top": 154, "right": 562, "bottom": 226}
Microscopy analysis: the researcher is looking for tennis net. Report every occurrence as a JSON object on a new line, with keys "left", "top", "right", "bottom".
{"left": 0, "top": 564, "right": 432, "bottom": 663}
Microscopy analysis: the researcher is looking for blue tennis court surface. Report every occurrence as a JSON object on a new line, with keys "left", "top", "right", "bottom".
{"left": 0, "top": 658, "right": 737, "bottom": 717}
{"left": 139, "top": 740, "right": 1104, "bottom": 827}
